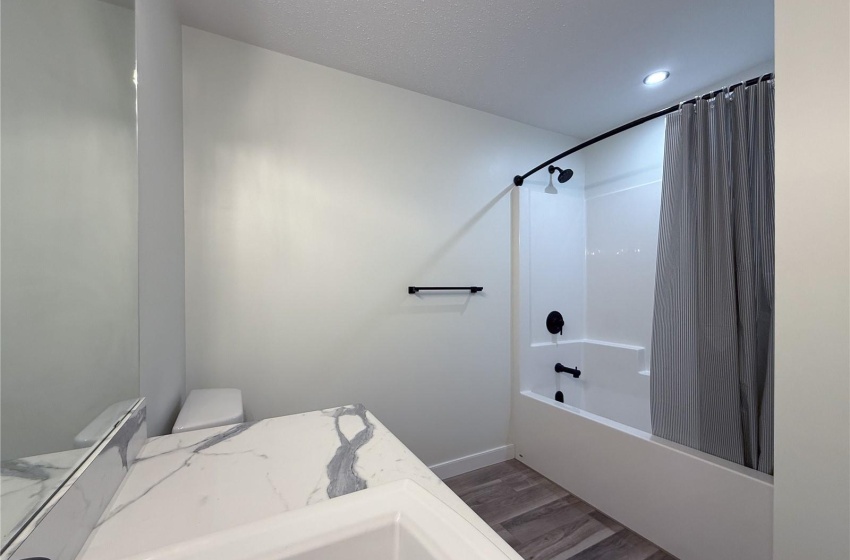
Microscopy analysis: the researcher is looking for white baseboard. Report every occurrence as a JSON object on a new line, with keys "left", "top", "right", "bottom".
{"left": 429, "top": 444, "right": 516, "bottom": 480}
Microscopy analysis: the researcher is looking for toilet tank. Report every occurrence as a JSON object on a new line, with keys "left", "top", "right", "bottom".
{"left": 172, "top": 389, "right": 244, "bottom": 434}
{"left": 74, "top": 399, "right": 139, "bottom": 448}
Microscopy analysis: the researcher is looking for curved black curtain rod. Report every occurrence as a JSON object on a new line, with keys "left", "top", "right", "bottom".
{"left": 512, "top": 73, "right": 775, "bottom": 187}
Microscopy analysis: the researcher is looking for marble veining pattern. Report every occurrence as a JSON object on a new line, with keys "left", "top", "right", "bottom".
{"left": 78, "top": 405, "right": 522, "bottom": 560}
{"left": 94, "top": 422, "right": 258, "bottom": 527}
{"left": 104, "top": 409, "right": 147, "bottom": 470}
{"left": 326, "top": 404, "right": 373, "bottom": 498}
{"left": 1, "top": 449, "right": 87, "bottom": 545}
{"left": 4, "top": 402, "right": 146, "bottom": 560}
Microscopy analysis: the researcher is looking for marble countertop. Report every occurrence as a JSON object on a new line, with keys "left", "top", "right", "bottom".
{"left": 2, "top": 448, "right": 88, "bottom": 545}
{"left": 77, "top": 404, "right": 520, "bottom": 560}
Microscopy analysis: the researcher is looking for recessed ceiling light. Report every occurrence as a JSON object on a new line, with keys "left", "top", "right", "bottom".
{"left": 643, "top": 71, "right": 670, "bottom": 86}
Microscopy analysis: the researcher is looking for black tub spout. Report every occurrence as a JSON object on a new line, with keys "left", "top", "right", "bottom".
{"left": 555, "top": 363, "right": 581, "bottom": 378}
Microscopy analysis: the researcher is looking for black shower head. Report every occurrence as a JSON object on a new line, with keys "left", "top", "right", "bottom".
{"left": 548, "top": 165, "right": 574, "bottom": 184}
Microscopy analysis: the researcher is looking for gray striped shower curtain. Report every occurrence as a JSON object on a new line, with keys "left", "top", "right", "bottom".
{"left": 650, "top": 79, "right": 774, "bottom": 474}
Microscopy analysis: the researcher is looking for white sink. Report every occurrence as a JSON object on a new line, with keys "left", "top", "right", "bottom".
{"left": 119, "top": 479, "right": 513, "bottom": 560}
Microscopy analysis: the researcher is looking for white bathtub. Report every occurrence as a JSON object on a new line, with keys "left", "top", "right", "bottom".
{"left": 513, "top": 389, "right": 774, "bottom": 560}
{"left": 513, "top": 184, "right": 773, "bottom": 560}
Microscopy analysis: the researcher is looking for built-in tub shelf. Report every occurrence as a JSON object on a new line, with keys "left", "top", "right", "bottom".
{"left": 532, "top": 339, "right": 648, "bottom": 378}
{"left": 558, "top": 340, "right": 647, "bottom": 390}
{"left": 526, "top": 339, "right": 651, "bottom": 430}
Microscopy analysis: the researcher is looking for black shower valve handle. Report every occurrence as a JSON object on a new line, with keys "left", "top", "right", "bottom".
{"left": 546, "top": 311, "right": 565, "bottom": 336}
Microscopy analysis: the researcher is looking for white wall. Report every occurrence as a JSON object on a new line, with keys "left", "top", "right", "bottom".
{"left": 774, "top": 0, "right": 850, "bottom": 558}
{"left": 136, "top": 0, "right": 186, "bottom": 437}
{"left": 1, "top": 0, "right": 138, "bottom": 458}
{"left": 182, "top": 27, "right": 570, "bottom": 467}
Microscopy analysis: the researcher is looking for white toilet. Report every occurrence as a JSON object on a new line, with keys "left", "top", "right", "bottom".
{"left": 172, "top": 388, "right": 244, "bottom": 434}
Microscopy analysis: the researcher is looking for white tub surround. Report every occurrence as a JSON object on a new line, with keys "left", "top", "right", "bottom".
{"left": 526, "top": 339, "right": 650, "bottom": 431}
{"left": 78, "top": 405, "right": 521, "bottom": 560}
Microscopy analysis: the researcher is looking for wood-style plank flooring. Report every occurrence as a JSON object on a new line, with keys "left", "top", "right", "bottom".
{"left": 445, "top": 460, "right": 677, "bottom": 560}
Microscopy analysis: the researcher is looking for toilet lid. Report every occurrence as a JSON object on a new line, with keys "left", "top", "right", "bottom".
{"left": 173, "top": 389, "right": 244, "bottom": 433}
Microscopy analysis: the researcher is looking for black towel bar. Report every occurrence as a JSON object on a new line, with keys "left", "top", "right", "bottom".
{"left": 408, "top": 286, "right": 483, "bottom": 294}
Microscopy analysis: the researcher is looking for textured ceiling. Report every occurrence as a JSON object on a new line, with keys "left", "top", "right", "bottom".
{"left": 175, "top": 0, "right": 774, "bottom": 139}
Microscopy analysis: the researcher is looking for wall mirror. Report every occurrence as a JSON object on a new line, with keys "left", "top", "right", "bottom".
{"left": 1, "top": 0, "right": 138, "bottom": 549}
